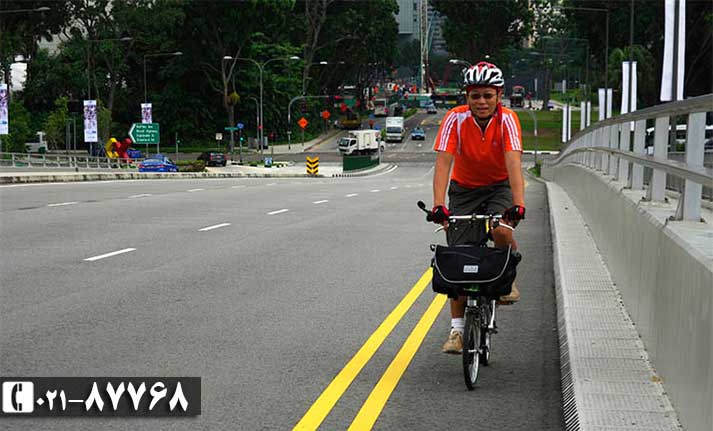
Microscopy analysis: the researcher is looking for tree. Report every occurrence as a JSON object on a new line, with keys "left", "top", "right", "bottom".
{"left": 3, "top": 100, "right": 33, "bottom": 152}
{"left": 431, "top": 0, "right": 533, "bottom": 64}
{"left": 43, "top": 96, "right": 69, "bottom": 150}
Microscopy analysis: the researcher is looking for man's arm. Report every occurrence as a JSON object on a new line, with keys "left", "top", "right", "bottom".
{"left": 433, "top": 151, "right": 454, "bottom": 207}
{"left": 504, "top": 151, "right": 524, "bottom": 207}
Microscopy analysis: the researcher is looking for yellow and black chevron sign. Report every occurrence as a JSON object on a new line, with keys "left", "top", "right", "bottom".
{"left": 306, "top": 156, "right": 319, "bottom": 175}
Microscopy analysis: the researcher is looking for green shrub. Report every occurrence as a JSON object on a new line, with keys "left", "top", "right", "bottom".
{"left": 176, "top": 160, "right": 206, "bottom": 172}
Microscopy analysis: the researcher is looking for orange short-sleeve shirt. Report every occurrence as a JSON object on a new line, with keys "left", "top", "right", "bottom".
{"left": 433, "top": 105, "right": 523, "bottom": 187}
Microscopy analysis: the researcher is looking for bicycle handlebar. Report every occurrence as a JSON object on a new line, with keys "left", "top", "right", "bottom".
{"left": 417, "top": 200, "right": 503, "bottom": 223}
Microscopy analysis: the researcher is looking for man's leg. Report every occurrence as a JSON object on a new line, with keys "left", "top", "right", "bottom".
{"left": 442, "top": 297, "right": 466, "bottom": 354}
{"left": 492, "top": 223, "right": 520, "bottom": 303}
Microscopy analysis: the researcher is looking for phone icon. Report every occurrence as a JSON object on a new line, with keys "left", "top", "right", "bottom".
{"left": 2, "top": 381, "right": 34, "bottom": 413}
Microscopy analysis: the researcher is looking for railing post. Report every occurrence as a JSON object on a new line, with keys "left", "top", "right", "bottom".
{"left": 681, "top": 112, "right": 706, "bottom": 221}
{"left": 618, "top": 123, "right": 631, "bottom": 183}
{"left": 647, "top": 116, "right": 669, "bottom": 201}
{"left": 608, "top": 125, "right": 619, "bottom": 177}
{"left": 631, "top": 119, "right": 646, "bottom": 190}
{"left": 600, "top": 126, "right": 609, "bottom": 172}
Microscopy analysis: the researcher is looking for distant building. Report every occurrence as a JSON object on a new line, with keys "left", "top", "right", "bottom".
{"left": 394, "top": 0, "right": 448, "bottom": 55}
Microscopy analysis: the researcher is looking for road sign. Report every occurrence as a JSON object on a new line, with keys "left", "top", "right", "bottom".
{"left": 264, "top": 157, "right": 273, "bottom": 167}
{"left": 298, "top": 117, "right": 308, "bottom": 129}
{"left": 306, "top": 156, "right": 319, "bottom": 175}
{"left": 129, "top": 123, "right": 160, "bottom": 145}
{"left": 237, "top": 122, "right": 244, "bottom": 130}
{"left": 321, "top": 110, "right": 330, "bottom": 120}
{"left": 224, "top": 127, "right": 239, "bottom": 131}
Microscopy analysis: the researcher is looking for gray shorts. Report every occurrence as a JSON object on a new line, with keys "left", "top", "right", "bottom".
{"left": 446, "top": 180, "right": 512, "bottom": 246}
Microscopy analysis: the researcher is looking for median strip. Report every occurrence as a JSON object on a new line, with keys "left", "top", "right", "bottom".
{"left": 198, "top": 223, "right": 231, "bottom": 232}
{"left": 293, "top": 268, "right": 432, "bottom": 431}
{"left": 267, "top": 209, "right": 289, "bottom": 215}
{"left": 84, "top": 248, "right": 136, "bottom": 262}
{"left": 47, "top": 201, "right": 79, "bottom": 207}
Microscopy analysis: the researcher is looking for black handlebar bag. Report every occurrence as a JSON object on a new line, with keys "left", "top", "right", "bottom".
{"left": 431, "top": 244, "right": 521, "bottom": 298}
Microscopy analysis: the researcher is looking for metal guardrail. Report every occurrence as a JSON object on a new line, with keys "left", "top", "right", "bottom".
{"left": 546, "top": 94, "right": 713, "bottom": 221}
{"left": 0, "top": 152, "right": 142, "bottom": 169}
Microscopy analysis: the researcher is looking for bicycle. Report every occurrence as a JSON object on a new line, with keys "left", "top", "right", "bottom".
{"left": 417, "top": 201, "right": 521, "bottom": 390}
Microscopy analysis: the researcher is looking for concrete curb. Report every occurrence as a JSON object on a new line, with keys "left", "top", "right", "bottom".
{"left": 330, "top": 163, "right": 395, "bottom": 178}
{"left": 545, "top": 181, "right": 681, "bottom": 431}
{"left": 0, "top": 171, "right": 327, "bottom": 184}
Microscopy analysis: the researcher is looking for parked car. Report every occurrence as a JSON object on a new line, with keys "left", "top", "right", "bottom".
{"left": 198, "top": 151, "right": 227, "bottom": 166}
{"left": 411, "top": 127, "right": 426, "bottom": 140}
{"left": 138, "top": 154, "right": 178, "bottom": 172}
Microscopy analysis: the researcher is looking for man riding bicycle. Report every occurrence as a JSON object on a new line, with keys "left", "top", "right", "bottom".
{"left": 431, "top": 61, "right": 526, "bottom": 354}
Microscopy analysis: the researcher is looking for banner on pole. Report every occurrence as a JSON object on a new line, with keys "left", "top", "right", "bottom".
{"left": 598, "top": 88, "right": 605, "bottom": 121}
{"left": 141, "top": 103, "right": 152, "bottom": 124}
{"left": 586, "top": 102, "right": 592, "bottom": 127}
{"left": 580, "top": 102, "right": 586, "bottom": 131}
{"left": 83, "top": 100, "right": 98, "bottom": 143}
{"left": 0, "top": 84, "right": 8, "bottom": 135}
{"left": 606, "top": 89, "right": 613, "bottom": 119}
{"left": 660, "top": 0, "right": 686, "bottom": 101}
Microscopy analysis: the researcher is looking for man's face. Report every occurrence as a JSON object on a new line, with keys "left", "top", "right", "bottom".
{"left": 466, "top": 86, "right": 501, "bottom": 120}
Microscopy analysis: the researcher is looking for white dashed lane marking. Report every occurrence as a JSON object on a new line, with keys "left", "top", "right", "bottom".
{"left": 346, "top": 193, "right": 358, "bottom": 197}
{"left": 390, "top": 187, "right": 398, "bottom": 190}
{"left": 313, "top": 200, "right": 329, "bottom": 204}
{"left": 187, "top": 188, "right": 204, "bottom": 193}
{"left": 267, "top": 209, "right": 289, "bottom": 215}
{"left": 84, "top": 248, "right": 136, "bottom": 262}
{"left": 370, "top": 190, "right": 380, "bottom": 193}
{"left": 47, "top": 201, "right": 79, "bottom": 207}
{"left": 198, "top": 223, "right": 231, "bottom": 232}
{"left": 128, "top": 194, "right": 152, "bottom": 198}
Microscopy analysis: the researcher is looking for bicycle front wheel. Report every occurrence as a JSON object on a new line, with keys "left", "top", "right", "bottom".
{"left": 462, "top": 310, "right": 481, "bottom": 390}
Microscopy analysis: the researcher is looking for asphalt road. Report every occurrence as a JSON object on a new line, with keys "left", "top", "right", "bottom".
{"left": 0, "top": 134, "right": 562, "bottom": 429}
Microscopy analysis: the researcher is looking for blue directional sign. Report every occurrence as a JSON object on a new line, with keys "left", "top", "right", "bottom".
{"left": 374, "top": 124, "right": 382, "bottom": 130}
{"left": 237, "top": 122, "right": 244, "bottom": 130}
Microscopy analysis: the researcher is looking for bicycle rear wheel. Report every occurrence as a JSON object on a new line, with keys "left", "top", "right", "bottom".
{"left": 462, "top": 310, "right": 481, "bottom": 390}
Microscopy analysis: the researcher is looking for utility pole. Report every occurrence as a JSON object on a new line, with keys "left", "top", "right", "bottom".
{"left": 419, "top": 0, "right": 429, "bottom": 93}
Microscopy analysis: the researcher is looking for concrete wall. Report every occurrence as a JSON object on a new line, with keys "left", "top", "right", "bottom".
{"left": 543, "top": 164, "right": 713, "bottom": 431}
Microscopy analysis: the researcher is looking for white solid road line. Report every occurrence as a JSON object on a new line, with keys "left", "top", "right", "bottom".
{"left": 187, "top": 188, "right": 204, "bottom": 192}
{"left": 84, "top": 248, "right": 136, "bottom": 262}
{"left": 346, "top": 193, "right": 359, "bottom": 197}
{"left": 313, "top": 200, "right": 329, "bottom": 204}
{"left": 267, "top": 209, "right": 289, "bottom": 215}
{"left": 47, "top": 201, "right": 79, "bottom": 207}
{"left": 198, "top": 223, "right": 231, "bottom": 232}
{"left": 128, "top": 194, "right": 152, "bottom": 198}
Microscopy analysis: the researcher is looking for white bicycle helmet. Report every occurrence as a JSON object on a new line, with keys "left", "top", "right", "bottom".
{"left": 463, "top": 61, "right": 504, "bottom": 88}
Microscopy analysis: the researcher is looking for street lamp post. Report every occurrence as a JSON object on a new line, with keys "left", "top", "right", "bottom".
{"left": 555, "top": 6, "right": 609, "bottom": 119}
{"left": 541, "top": 36, "right": 590, "bottom": 124}
{"left": 232, "top": 56, "right": 300, "bottom": 160}
{"left": 143, "top": 51, "right": 182, "bottom": 103}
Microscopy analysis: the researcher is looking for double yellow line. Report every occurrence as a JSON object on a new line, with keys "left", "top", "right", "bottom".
{"left": 293, "top": 268, "right": 447, "bottom": 431}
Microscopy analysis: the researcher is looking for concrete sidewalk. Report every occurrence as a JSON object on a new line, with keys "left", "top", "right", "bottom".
{"left": 544, "top": 177, "right": 682, "bottom": 430}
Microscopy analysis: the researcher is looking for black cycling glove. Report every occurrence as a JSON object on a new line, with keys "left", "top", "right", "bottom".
{"left": 431, "top": 205, "right": 450, "bottom": 225}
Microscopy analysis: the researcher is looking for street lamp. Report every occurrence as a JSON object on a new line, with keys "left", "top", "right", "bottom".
{"left": 232, "top": 55, "right": 301, "bottom": 160}
{"left": 541, "top": 36, "right": 590, "bottom": 107}
{"left": 554, "top": 5, "right": 609, "bottom": 118}
{"left": 0, "top": 6, "right": 50, "bottom": 14}
{"left": 143, "top": 51, "right": 182, "bottom": 103}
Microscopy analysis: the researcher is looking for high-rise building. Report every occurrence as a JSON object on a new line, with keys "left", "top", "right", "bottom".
{"left": 394, "top": 0, "right": 448, "bottom": 55}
